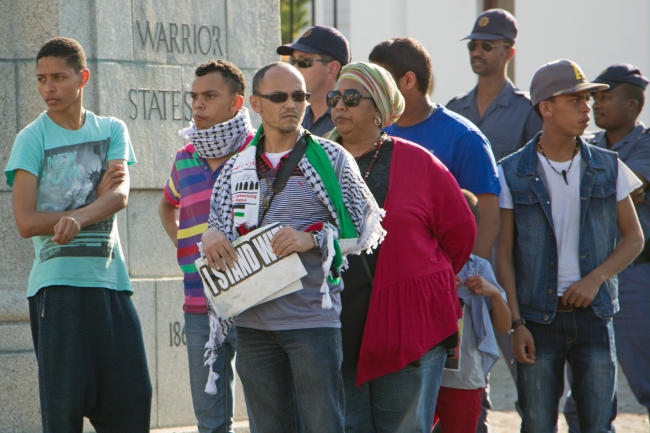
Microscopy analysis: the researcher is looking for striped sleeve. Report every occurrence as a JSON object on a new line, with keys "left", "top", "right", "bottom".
{"left": 164, "top": 153, "right": 181, "bottom": 207}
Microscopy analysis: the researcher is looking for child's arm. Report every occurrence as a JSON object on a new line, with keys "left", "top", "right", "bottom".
{"left": 465, "top": 275, "right": 511, "bottom": 334}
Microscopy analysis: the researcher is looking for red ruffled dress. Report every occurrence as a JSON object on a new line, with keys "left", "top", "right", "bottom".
{"left": 356, "top": 137, "right": 477, "bottom": 385}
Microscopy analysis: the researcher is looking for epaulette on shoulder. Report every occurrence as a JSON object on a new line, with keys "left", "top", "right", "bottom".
{"left": 583, "top": 130, "right": 599, "bottom": 144}
{"left": 446, "top": 93, "right": 469, "bottom": 106}
{"left": 512, "top": 88, "right": 532, "bottom": 100}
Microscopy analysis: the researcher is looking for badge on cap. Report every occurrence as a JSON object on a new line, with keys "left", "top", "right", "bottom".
{"left": 302, "top": 29, "right": 312, "bottom": 38}
{"left": 478, "top": 17, "right": 489, "bottom": 27}
{"left": 571, "top": 62, "right": 586, "bottom": 81}
{"left": 601, "top": 68, "right": 608, "bottom": 76}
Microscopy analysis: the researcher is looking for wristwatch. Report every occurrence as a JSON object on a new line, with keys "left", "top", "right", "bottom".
{"left": 508, "top": 318, "right": 526, "bottom": 335}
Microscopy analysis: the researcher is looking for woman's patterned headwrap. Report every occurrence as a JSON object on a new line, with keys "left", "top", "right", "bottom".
{"left": 328, "top": 61, "right": 405, "bottom": 141}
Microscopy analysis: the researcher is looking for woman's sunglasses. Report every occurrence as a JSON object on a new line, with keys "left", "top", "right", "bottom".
{"left": 326, "top": 89, "right": 374, "bottom": 108}
{"left": 253, "top": 91, "right": 311, "bottom": 103}
{"left": 467, "top": 40, "right": 511, "bottom": 52}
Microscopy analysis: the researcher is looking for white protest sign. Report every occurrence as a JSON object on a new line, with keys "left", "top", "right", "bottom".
{"left": 196, "top": 223, "right": 307, "bottom": 318}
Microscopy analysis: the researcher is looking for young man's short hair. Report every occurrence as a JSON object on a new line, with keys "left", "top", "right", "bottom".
{"left": 533, "top": 97, "right": 556, "bottom": 120}
{"left": 462, "top": 189, "right": 480, "bottom": 226}
{"left": 369, "top": 38, "right": 433, "bottom": 95}
{"left": 36, "top": 37, "right": 87, "bottom": 73}
{"left": 195, "top": 60, "right": 247, "bottom": 97}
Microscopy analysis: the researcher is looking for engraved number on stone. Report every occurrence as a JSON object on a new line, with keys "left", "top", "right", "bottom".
{"left": 169, "top": 321, "right": 186, "bottom": 347}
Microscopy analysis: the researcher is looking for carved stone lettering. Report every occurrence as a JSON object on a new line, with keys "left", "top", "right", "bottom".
{"left": 134, "top": 20, "right": 222, "bottom": 55}
{"left": 128, "top": 88, "right": 193, "bottom": 121}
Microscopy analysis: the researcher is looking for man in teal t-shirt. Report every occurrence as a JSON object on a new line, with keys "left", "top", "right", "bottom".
{"left": 5, "top": 37, "right": 151, "bottom": 432}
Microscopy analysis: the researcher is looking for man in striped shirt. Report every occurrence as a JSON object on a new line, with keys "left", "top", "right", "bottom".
{"left": 158, "top": 60, "right": 255, "bottom": 433}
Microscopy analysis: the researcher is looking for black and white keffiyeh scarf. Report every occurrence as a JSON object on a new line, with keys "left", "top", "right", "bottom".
{"left": 178, "top": 108, "right": 254, "bottom": 158}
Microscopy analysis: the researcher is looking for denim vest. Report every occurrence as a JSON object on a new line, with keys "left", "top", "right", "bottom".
{"left": 499, "top": 133, "right": 619, "bottom": 323}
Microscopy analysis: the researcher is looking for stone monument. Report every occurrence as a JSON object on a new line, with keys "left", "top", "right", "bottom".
{"left": 0, "top": 1, "right": 280, "bottom": 431}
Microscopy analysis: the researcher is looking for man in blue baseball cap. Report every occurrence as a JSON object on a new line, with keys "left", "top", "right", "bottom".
{"left": 277, "top": 26, "right": 351, "bottom": 137}
{"left": 448, "top": 8, "right": 541, "bottom": 162}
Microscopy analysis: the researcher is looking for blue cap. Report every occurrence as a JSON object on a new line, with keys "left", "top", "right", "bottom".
{"left": 594, "top": 64, "right": 649, "bottom": 90}
{"left": 277, "top": 26, "right": 351, "bottom": 66}
{"left": 461, "top": 9, "right": 518, "bottom": 42}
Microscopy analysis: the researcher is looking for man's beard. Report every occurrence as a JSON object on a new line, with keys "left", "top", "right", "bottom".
{"left": 278, "top": 124, "right": 299, "bottom": 134}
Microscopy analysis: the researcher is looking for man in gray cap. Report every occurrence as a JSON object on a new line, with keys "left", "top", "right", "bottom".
{"left": 447, "top": 8, "right": 541, "bottom": 162}
{"left": 563, "top": 64, "right": 650, "bottom": 429}
{"left": 496, "top": 59, "right": 644, "bottom": 432}
{"left": 277, "top": 25, "right": 351, "bottom": 137}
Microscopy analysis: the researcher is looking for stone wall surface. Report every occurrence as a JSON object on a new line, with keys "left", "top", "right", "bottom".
{"left": 0, "top": 1, "right": 280, "bottom": 431}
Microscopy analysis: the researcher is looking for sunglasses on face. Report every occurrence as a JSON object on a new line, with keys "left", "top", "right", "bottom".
{"left": 290, "top": 58, "right": 330, "bottom": 69}
{"left": 254, "top": 91, "right": 311, "bottom": 103}
{"left": 326, "top": 89, "right": 374, "bottom": 108}
{"left": 467, "top": 40, "right": 511, "bottom": 52}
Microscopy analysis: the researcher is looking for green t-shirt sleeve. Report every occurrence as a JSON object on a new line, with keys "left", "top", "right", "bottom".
{"left": 107, "top": 118, "right": 137, "bottom": 165}
{"left": 5, "top": 125, "right": 44, "bottom": 187}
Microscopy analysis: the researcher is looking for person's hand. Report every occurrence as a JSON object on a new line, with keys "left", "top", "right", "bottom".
{"left": 202, "top": 229, "right": 238, "bottom": 271}
{"left": 96, "top": 164, "right": 126, "bottom": 198}
{"left": 270, "top": 226, "right": 316, "bottom": 257}
{"left": 562, "top": 274, "right": 602, "bottom": 308}
{"left": 465, "top": 275, "right": 500, "bottom": 298}
{"left": 511, "top": 325, "right": 536, "bottom": 364}
{"left": 455, "top": 275, "right": 462, "bottom": 290}
{"left": 52, "top": 216, "right": 81, "bottom": 245}
{"left": 633, "top": 191, "right": 645, "bottom": 205}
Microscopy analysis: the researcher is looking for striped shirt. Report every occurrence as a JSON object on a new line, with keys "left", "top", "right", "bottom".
{"left": 234, "top": 152, "right": 341, "bottom": 331}
{"left": 164, "top": 143, "right": 231, "bottom": 313}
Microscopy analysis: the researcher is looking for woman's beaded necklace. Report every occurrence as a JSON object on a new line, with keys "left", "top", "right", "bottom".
{"left": 362, "top": 132, "right": 386, "bottom": 182}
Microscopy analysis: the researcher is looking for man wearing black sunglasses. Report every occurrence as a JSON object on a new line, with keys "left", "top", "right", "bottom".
{"left": 202, "top": 61, "right": 383, "bottom": 433}
{"left": 277, "top": 25, "right": 351, "bottom": 137}
{"left": 447, "top": 9, "right": 541, "bottom": 163}
{"left": 446, "top": 9, "right": 542, "bottom": 433}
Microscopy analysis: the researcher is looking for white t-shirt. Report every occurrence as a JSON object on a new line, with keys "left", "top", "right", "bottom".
{"left": 265, "top": 150, "right": 291, "bottom": 169}
{"left": 498, "top": 152, "right": 641, "bottom": 296}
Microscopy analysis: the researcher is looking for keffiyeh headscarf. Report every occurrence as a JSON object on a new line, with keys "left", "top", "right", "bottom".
{"left": 328, "top": 62, "right": 405, "bottom": 142}
{"left": 178, "top": 107, "right": 254, "bottom": 158}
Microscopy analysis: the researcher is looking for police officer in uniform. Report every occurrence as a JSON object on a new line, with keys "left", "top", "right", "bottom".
{"left": 591, "top": 64, "right": 650, "bottom": 415}
{"left": 447, "top": 9, "right": 541, "bottom": 162}
{"left": 445, "top": 9, "right": 541, "bottom": 433}
{"left": 563, "top": 64, "right": 650, "bottom": 431}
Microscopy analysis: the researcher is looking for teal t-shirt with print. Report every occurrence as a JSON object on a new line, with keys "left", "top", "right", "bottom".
{"left": 5, "top": 111, "right": 136, "bottom": 297}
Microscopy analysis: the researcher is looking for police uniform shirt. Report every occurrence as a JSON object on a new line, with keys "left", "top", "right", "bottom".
{"left": 590, "top": 124, "right": 650, "bottom": 240}
{"left": 302, "top": 105, "right": 335, "bottom": 138}
{"left": 447, "top": 79, "right": 542, "bottom": 162}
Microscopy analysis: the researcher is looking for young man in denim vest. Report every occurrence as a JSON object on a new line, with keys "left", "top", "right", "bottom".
{"left": 495, "top": 59, "right": 644, "bottom": 432}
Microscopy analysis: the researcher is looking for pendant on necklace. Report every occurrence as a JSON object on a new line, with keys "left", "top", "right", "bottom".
{"left": 562, "top": 170, "right": 568, "bottom": 185}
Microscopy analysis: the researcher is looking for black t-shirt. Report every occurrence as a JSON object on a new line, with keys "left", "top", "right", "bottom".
{"left": 340, "top": 138, "right": 393, "bottom": 370}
